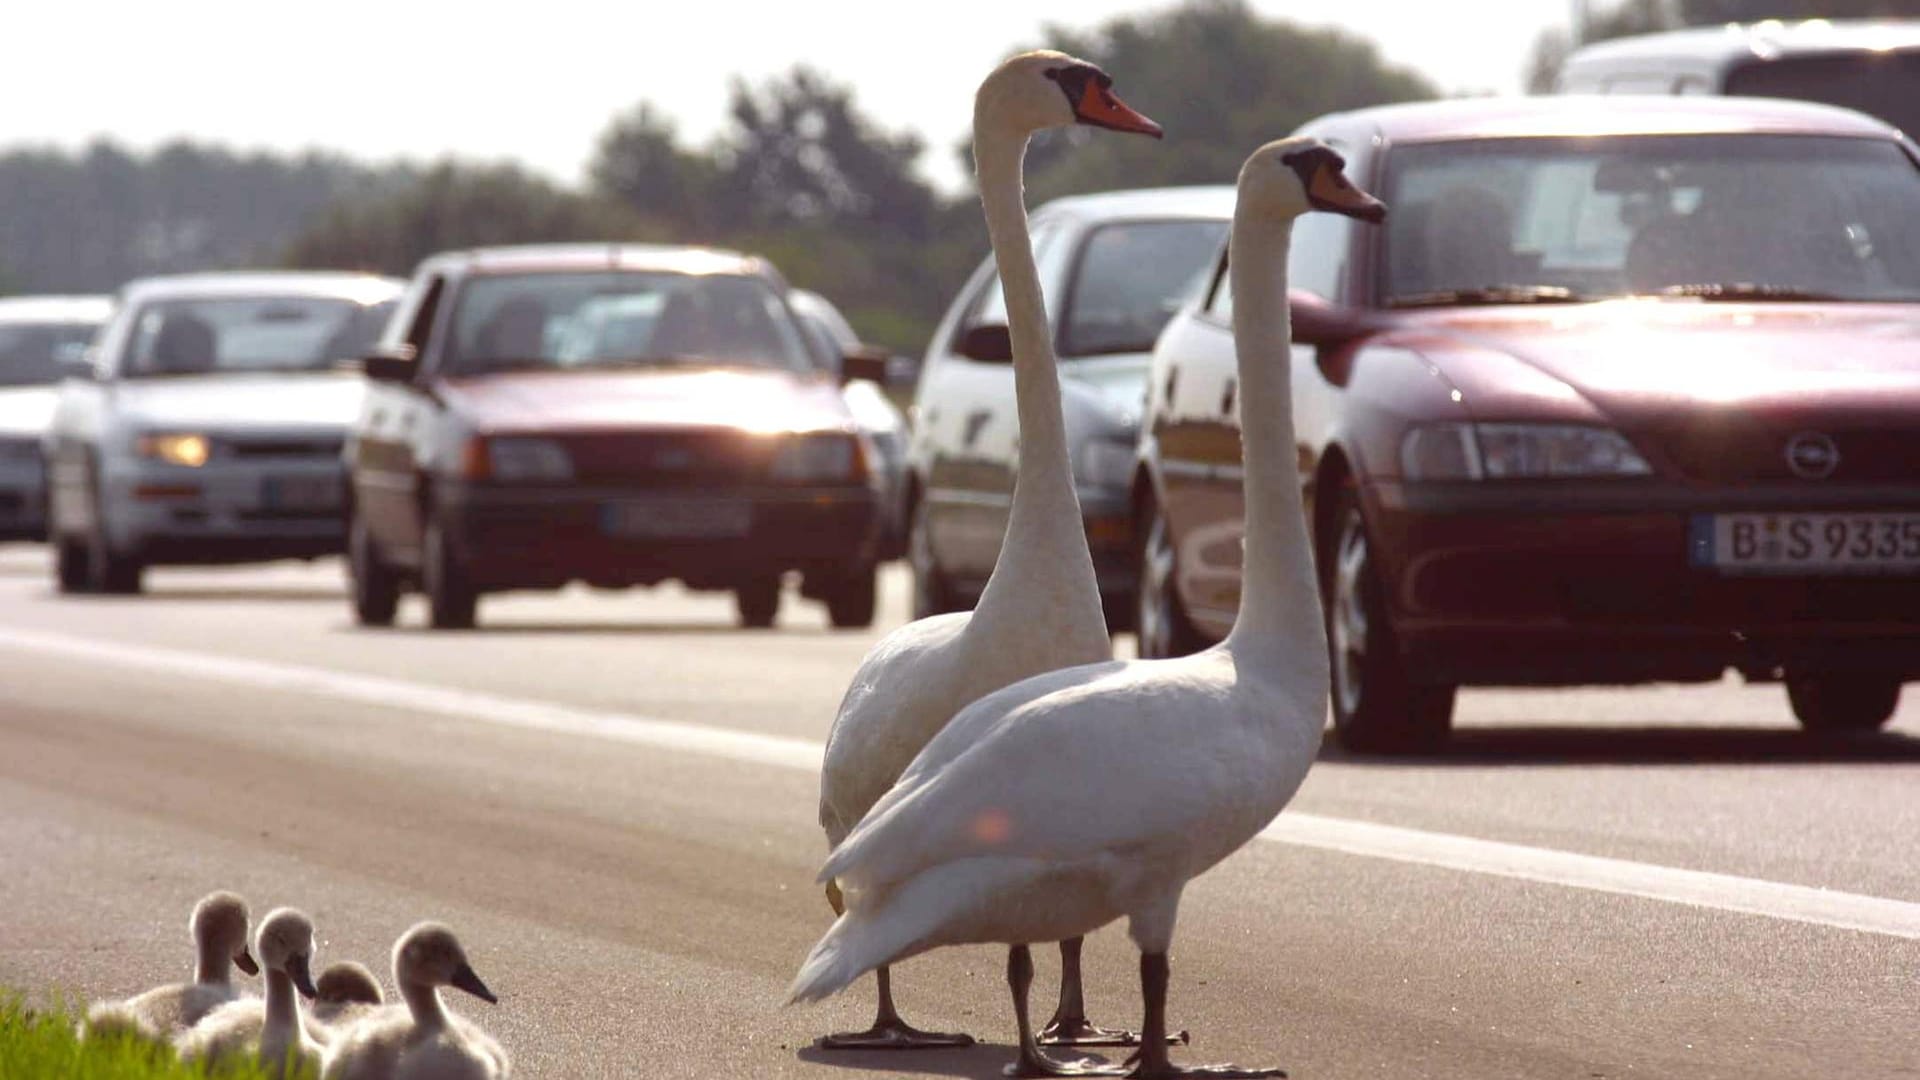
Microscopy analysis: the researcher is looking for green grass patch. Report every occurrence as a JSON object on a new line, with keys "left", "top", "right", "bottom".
{"left": 0, "top": 995, "right": 309, "bottom": 1079}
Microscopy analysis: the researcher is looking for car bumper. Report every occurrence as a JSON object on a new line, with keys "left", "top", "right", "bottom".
{"left": 1371, "top": 480, "right": 1920, "bottom": 685}
{"left": 0, "top": 462, "right": 46, "bottom": 540}
{"left": 1082, "top": 487, "right": 1138, "bottom": 601}
{"left": 103, "top": 460, "right": 345, "bottom": 563}
{"left": 438, "top": 483, "right": 880, "bottom": 590}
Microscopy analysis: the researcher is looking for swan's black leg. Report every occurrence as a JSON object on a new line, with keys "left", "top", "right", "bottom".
{"left": 817, "top": 965, "right": 976, "bottom": 1050}
{"left": 1127, "top": 952, "right": 1285, "bottom": 1079}
{"left": 1040, "top": 937, "right": 1187, "bottom": 1048}
{"left": 1005, "top": 945, "right": 1128, "bottom": 1077}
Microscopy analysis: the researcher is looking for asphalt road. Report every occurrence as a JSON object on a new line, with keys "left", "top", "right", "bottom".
{"left": 0, "top": 547, "right": 1915, "bottom": 1079}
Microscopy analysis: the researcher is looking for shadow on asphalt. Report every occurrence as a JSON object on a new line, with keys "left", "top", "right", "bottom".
{"left": 1321, "top": 725, "right": 1920, "bottom": 766}
{"left": 358, "top": 621, "right": 847, "bottom": 637}
{"left": 795, "top": 1041, "right": 1123, "bottom": 1078}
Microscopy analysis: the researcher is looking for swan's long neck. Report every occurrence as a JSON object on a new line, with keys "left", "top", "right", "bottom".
{"left": 263, "top": 967, "right": 298, "bottom": 1034}
{"left": 1224, "top": 207, "right": 1329, "bottom": 680}
{"left": 966, "top": 119, "right": 1102, "bottom": 624}
{"left": 400, "top": 979, "right": 450, "bottom": 1032}
{"left": 193, "top": 936, "right": 228, "bottom": 987}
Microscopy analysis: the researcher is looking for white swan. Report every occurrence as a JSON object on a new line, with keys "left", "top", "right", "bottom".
{"left": 311, "top": 960, "right": 386, "bottom": 1028}
{"left": 82, "top": 890, "right": 258, "bottom": 1043}
{"left": 321, "top": 922, "right": 508, "bottom": 1080}
{"left": 811, "top": 49, "right": 1165, "bottom": 1052}
{"left": 790, "top": 137, "right": 1386, "bottom": 1077}
{"left": 176, "top": 906, "right": 323, "bottom": 1079}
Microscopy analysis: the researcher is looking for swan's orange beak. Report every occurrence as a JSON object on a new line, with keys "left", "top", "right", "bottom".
{"left": 1073, "top": 81, "right": 1163, "bottom": 139}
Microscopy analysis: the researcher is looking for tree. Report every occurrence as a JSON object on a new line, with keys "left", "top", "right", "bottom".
{"left": 588, "top": 104, "right": 719, "bottom": 238}
{"left": 284, "top": 161, "right": 664, "bottom": 277}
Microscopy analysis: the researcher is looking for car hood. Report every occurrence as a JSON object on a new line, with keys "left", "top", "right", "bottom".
{"left": 439, "top": 367, "right": 857, "bottom": 435}
{"left": 1400, "top": 301, "right": 1920, "bottom": 483}
{"left": 114, "top": 372, "right": 365, "bottom": 432}
{"left": 0, "top": 385, "right": 58, "bottom": 439}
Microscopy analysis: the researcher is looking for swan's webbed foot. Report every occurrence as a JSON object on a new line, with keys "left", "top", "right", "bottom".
{"left": 1126, "top": 1065, "right": 1286, "bottom": 1079}
{"left": 1039, "top": 1015, "right": 1189, "bottom": 1048}
{"left": 817, "top": 1015, "right": 976, "bottom": 1051}
{"left": 1003, "top": 1045, "right": 1132, "bottom": 1077}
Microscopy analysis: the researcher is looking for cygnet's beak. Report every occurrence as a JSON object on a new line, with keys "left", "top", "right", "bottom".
{"left": 234, "top": 948, "right": 260, "bottom": 977}
{"left": 1072, "top": 81, "right": 1163, "bottom": 139}
{"left": 288, "top": 953, "right": 318, "bottom": 999}
{"left": 450, "top": 962, "right": 498, "bottom": 1005}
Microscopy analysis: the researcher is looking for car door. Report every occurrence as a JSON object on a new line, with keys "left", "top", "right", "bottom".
{"left": 45, "top": 307, "right": 131, "bottom": 541}
{"left": 354, "top": 271, "right": 447, "bottom": 566}
{"left": 914, "top": 219, "right": 1067, "bottom": 585}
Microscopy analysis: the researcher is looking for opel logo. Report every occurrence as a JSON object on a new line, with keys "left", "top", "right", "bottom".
{"left": 1784, "top": 432, "right": 1839, "bottom": 480}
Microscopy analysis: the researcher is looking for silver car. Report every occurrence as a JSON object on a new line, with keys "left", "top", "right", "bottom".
{"left": 0, "top": 296, "right": 112, "bottom": 541}
{"left": 45, "top": 272, "right": 402, "bottom": 593}
{"left": 788, "top": 287, "right": 911, "bottom": 559}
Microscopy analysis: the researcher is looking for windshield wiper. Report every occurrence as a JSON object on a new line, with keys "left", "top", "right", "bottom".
{"left": 1649, "top": 283, "right": 1844, "bottom": 302}
{"left": 1386, "top": 285, "right": 1591, "bottom": 309}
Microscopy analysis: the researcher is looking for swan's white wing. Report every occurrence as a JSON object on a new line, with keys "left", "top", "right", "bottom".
{"left": 821, "top": 652, "right": 1293, "bottom": 898}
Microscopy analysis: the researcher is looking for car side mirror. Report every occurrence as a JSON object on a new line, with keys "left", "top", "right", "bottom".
{"left": 1288, "top": 289, "right": 1375, "bottom": 347}
{"left": 839, "top": 343, "right": 892, "bottom": 386}
{"left": 955, "top": 322, "right": 1013, "bottom": 364}
{"left": 359, "top": 346, "right": 418, "bottom": 383}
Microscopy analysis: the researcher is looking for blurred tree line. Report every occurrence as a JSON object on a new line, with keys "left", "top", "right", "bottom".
{"left": 1528, "top": 0, "right": 1920, "bottom": 91}
{"left": 0, "top": 0, "right": 1436, "bottom": 352}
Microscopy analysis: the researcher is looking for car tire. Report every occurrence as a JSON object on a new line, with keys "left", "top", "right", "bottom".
{"left": 348, "top": 509, "right": 400, "bottom": 628}
{"left": 86, "top": 483, "right": 142, "bottom": 595}
{"left": 1135, "top": 499, "right": 1206, "bottom": 659}
{"left": 1786, "top": 673, "right": 1899, "bottom": 733}
{"left": 1323, "top": 490, "right": 1453, "bottom": 753}
{"left": 736, "top": 575, "right": 782, "bottom": 629}
{"left": 423, "top": 516, "right": 478, "bottom": 630}
{"left": 54, "top": 532, "right": 92, "bottom": 594}
{"left": 822, "top": 563, "right": 878, "bottom": 630}
{"left": 908, "top": 497, "right": 960, "bottom": 620}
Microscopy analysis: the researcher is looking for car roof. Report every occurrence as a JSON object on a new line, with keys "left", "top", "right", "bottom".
{"left": 1312, "top": 94, "right": 1902, "bottom": 143}
{"left": 1566, "top": 18, "right": 1920, "bottom": 68}
{"left": 118, "top": 271, "right": 405, "bottom": 305}
{"left": 1031, "top": 184, "right": 1236, "bottom": 224}
{"left": 422, "top": 243, "right": 787, "bottom": 285}
{"left": 0, "top": 294, "right": 113, "bottom": 325}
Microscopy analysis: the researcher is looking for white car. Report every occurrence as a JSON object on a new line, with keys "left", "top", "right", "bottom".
{"left": 0, "top": 295, "right": 112, "bottom": 541}
{"left": 45, "top": 272, "right": 402, "bottom": 593}
{"left": 788, "top": 287, "right": 910, "bottom": 559}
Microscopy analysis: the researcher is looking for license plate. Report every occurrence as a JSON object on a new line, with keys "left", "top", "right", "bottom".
{"left": 1690, "top": 512, "right": 1920, "bottom": 574}
{"left": 261, "top": 475, "right": 341, "bottom": 511}
{"left": 601, "top": 499, "right": 750, "bottom": 539}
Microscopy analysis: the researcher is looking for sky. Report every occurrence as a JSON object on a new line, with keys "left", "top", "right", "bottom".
{"left": 4, "top": 1, "right": 1570, "bottom": 192}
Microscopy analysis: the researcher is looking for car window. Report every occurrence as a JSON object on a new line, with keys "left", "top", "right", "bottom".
{"left": 1059, "top": 219, "right": 1230, "bottom": 357}
{"left": 0, "top": 322, "right": 100, "bottom": 386}
{"left": 119, "top": 296, "right": 396, "bottom": 377}
{"left": 951, "top": 221, "right": 1062, "bottom": 345}
{"left": 444, "top": 271, "right": 815, "bottom": 376}
{"left": 1726, "top": 51, "right": 1920, "bottom": 145}
{"left": 1380, "top": 134, "right": 1920, "bottom": 305}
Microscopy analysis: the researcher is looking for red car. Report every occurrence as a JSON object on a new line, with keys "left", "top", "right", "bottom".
{"left": 1136, "top": 96, "right": 1920, "bottom": 751}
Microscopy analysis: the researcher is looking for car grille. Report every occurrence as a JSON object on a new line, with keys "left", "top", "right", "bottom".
{"left": 219, "top": 436, "right": 345, "bottom": 461}
{"left": 562, "top": 431, "right": 769, "bottom": 487}
{"left": 1642, "top": 420, "right": 1920, "bottom": 485}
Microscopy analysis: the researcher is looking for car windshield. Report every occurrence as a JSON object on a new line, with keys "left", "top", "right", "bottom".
{"left": 122, "top": 296, "right": 394, "bottom": 377}
{"left": 1726, "top": 51, "right": 1920, "bottom": 143}
{"left": 444, "top": 271, "right": 816, "bottom": 376}
{"left": 1380, "top": 134, "right": 1920, "bottom": 307}
{"left": 1059, "top": 219, "right": 1229, "bottom": 357}
{"left": 0, "top": 321, "right": 100, "bottom": 386}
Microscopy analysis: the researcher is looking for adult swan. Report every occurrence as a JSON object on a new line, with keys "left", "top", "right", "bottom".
{"left": 791, "top": 138, "right": 1385, "bottom": 1078}
{"left": 810, "top": 50, "right": 1164, "bottom": 1051}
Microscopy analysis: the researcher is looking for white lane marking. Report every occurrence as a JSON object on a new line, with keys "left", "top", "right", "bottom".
{"left": 4, "top": 625, "right": 1918, "bottom": 941}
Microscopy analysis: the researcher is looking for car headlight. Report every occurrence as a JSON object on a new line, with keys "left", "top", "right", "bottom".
{"left": 483, "top": 436, "right": 573, "bottom": 482}
{"left": 136, "top": 433, "right": 212, "bottom": 467}
{"left": 1401, "top": 423, "right": 1650, "bottom": 481}
{"left": 771, "top": 434, "right": 861, "bottom": 483}
{"left": 1075, "top": 437, "right": 1137, "bottom": 489}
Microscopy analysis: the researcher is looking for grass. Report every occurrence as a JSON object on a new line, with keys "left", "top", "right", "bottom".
{"left": 0, "top": 995, "right": 309, "bottom": 1079}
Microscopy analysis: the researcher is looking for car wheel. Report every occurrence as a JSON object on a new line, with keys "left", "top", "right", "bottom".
{"left": 1135, "top": 500, "right": 1205, "bottom": 659}
{"left": 1323, "top": 490, "right": 1453, "bottom": 753}
{"left": 348, "top": 509, "right": 400, "bottom": 628}
{"left": 1786, "top": 672, "right": 1899, "bottom": 733}
{"left": 423, "top": 516, "right": 478, "bottom": 630}
{"left": 822, "top": 563, "right": 878, "bottom": 630}
{"left": 908, "top": 497, "right": 960, "bottom": 620}
{"left": 86, "top": 483, "right": 142, "bottom": 595}
{"left": 736, "top": 575, "right": 782, "bottom": 629}
{"left": 54, "top": 530, "right": 92, "bottom": 594}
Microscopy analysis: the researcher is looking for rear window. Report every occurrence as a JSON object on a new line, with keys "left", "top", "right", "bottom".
{"left": 0, "top": 322, "right": 100, "bottom": 386}
{"left": 1726, "top": 52, "right": 1920, "bottom": 138}
{"left": 1060, "top": 219, "right": 1228, "bottom": 357}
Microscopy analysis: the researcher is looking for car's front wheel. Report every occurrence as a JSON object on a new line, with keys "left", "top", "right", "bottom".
{"left": 1135, "top": 499, "right": 1205, "bottom": 659}
{"left": 348, "top": 509, "right": 400, "bottom": 628}
{"left": 86, "top": 482, "right": 142, "bottom": 595}
{"left": 423, "top": 516, "right": 478, "bottom": 630}
{"left": 908, "top": 496, "right": 960, "bottom": 620}
{"left": 54, "top": 532, "right": 91, "bottom": 594}
{"left": 820, "top": 563, "right": 877, "bottom": 630}
{"left": 1786, "top": 672, "right": 1900, "bottom": 733}
{"left": 1323, "top": 490, "right": 1454, "bottom": 753}
{"left": 736, "top": 575, "right": 782, "bottom": 629}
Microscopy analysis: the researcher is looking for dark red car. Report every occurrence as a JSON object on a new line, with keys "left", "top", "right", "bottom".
{"left": 1136, "top": 96, "right": 1920, "bottom": 751}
